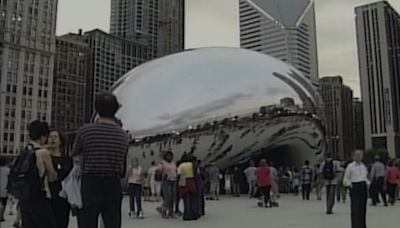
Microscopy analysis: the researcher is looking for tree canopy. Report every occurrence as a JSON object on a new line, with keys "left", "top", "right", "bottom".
{"left": 364, "top": 148, "right": 389, "bottom": 164}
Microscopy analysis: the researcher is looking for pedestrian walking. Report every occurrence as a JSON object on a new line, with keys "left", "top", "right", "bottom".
{"left": 343, "top": 150, "right": 369, "bottom": 228}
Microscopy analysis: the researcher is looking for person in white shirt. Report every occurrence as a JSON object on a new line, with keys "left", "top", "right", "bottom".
{"left": 127, "top": 158, "right": 144, "bottom": 219}
{"left": 148, "top": 162, "right": 162, "bottom": 202}
{"left": 244, "top": 161, "right": 257, "bottom": 197}
{"left": 343, "top": 150, "right": 369, "bottom": 228}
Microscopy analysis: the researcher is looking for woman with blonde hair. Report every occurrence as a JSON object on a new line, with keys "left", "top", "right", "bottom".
{"left": 127, "top": 158, "right": 144, "bottom": 219}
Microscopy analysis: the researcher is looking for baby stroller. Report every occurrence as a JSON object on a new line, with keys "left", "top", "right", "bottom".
{"left": 254, "top": 184, "right": 279, "bottom": 207}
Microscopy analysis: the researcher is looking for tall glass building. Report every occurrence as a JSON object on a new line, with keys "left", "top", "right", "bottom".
{"left": 356, "top": 1, "right": 400, "bottom": 158}
{"left": 239, "top": 0, "right": 319, "bottom": 89}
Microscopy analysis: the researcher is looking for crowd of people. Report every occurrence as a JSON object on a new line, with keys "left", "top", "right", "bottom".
{"left": 0, "top": 92, "right": 398, "bottom": 228}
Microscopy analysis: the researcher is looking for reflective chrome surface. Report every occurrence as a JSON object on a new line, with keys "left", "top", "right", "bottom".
{"left": 111, "top": 47, "right": 325, "bottom": 168}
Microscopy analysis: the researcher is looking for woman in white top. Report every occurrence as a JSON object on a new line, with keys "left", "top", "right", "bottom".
{"left": 127, "top": 158, "right": 144, "bottom": 219}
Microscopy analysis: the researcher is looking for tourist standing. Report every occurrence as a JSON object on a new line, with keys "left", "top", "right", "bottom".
{"left": 244, "top": 161, "right": 257, "bottom": 197}
{"left": 72, "top": 93, "right": 128, "bottom": 228}
{"left": 300, "top": 160, "right": 314, "bottom": 200}
{"left": 127, "top": 158, "right": 144, "bottom": 218}
{"left": 48, "top": 130, "right": 73, "bottom": 228}
{"left": 319, "top": 153, "right": 342, "bottom": 214}
{"left": 177, "top": 155, "right": 198, "bottom": 221}
{"left": 10, "top": 120, "right": 57, "bottom": 228}
{"left": 369, "top": 156, "right": 387, "bottom": 206}
{"left": 158, "top": 151, "right": 177, "bottom": 218}
{"left": 343, "top": 150, "right": 369, "bottom": 228}
{"left": 269, "top": 162, "right": 279, "bottom": 198}
{"left": 208, "top": 163, "right": 220, "bottom": 200}
{"left": 256, "top": 159, "right": 272, "bottom": 207}
{"left": 148, "top": 162, "right": 162, "bottom": 202}
{"left": 385, "top": 159, "right": 399, "bottom": 205}
{"left": 232, "top": 166, "right": 242, "bottom": 197}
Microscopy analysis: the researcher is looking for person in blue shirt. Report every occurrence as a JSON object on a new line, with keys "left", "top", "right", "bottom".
{"left": 208, "top": 163, "right": 220, "bottom": 200}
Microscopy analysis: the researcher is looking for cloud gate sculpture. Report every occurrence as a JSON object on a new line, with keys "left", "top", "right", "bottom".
{"left": 109, "top": 47, "right": 326, "bottom": 169}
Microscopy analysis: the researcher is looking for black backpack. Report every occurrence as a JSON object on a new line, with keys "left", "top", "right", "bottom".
{"left": 323, "top": 160, "right": 335, "bottom": 181}
{"left": 9, "top": 144, "right": 43, "bottom": 200}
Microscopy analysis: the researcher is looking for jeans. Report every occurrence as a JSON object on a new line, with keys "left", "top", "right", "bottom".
{"left": 302, "top": 184, "right": 311, "bottom": 200}
{"left": 259, "top": 186, "right": 271, "bottom": 205}
{"left": 128, "top": 183, "right": 142, "bottom": 212}
{"left": 387, "top": 182, "right": 397, "bottom": 204}
{"left": 326, "top": 185, "right": 336, "bottom": 213}
{"left": 336, "top": 182, "right": 347, "bottom": 202}
{"left": 183, "top": 192, "right": 198, "bottom": 221}
{"left": 248, "top": 180, "right": 256, "bottom": 196}
{"left": 161, "top": 181, "right": 175, "bottom": 214}
{"left": 78, "top": 176, "right": 123, "bottom": 228}
{"left": 198, "top": 184, "right": 205, "bottom": 215}
{"left": 370, "top": 177, "right": 386, "bottom": 205}
{"left": 20, "top": 193, "right": 57, "bottom": 228}
{"left": 233, "top": 183, "right": 241, "bottom": 196}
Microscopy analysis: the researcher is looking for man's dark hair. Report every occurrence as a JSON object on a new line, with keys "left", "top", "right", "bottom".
{"left": 28, "top": 120, "right": 50, "bottom": 141}
{"left": 151, "top": 161, "right": 155, "bottom": 166}
{"left": 305, "top": 160, "right": 310, "bottom": 165}
{"left": 0, "top": 156, "right": 6, "bottom": 166}
{"left": 95, "top": 92, "right": 120, "bottom": 118}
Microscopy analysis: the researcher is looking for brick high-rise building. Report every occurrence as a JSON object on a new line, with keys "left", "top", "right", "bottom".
{"left": 52, "top": 31, "right": 88, "bottom": 132}
{"left": 320, "top": 76, "right": 355, "bottom": 160}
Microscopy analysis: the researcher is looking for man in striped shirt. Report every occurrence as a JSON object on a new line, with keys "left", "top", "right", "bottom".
{"left": 72, "top": 93, "right": 128, "bottom": 228}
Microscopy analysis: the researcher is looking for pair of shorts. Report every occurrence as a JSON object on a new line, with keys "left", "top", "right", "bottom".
{"left": 150, "top": 181, "right": 161, "bottom": 195}
{"left": 0, "top": 197, "right": 7, "bottom": 207}
{"left": 210, "top": 182, "right": 220, "bottom": 192}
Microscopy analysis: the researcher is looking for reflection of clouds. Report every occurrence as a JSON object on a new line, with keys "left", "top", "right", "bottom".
{"left": 137, "top": 93, "right": 254, "bottom": 135}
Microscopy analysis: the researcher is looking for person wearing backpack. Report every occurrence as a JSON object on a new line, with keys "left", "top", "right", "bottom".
{"left": 9, "top": 120, "right": 57, "bottom": 228}
{"left": 319, "top": 153, "right": 342, "bottom": 214}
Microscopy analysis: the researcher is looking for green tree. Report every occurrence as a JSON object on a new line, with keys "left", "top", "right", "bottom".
{"left": 364, "top": 148, "right": 389, "bottom": 164}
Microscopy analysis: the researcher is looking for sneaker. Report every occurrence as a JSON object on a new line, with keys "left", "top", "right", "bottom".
{"left": 137, "top": 211, "right": 144, "bottom": 219}
{"left": 129, "top": 211, "right": 136, "bottom": 218}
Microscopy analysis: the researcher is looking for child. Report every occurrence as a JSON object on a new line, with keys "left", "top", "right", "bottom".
{"left": 225, "top": 171, "right": 232, "bottom": 197}
{"left": 142, "top": 173, "right": 151, "bottom": 201}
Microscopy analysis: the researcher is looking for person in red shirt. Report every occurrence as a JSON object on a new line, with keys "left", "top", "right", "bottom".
{"left": 256, "top": 159, "right": 272, "bottom": 207}
{"left": 386, "top": 159, "right": 399, "bottom": 205}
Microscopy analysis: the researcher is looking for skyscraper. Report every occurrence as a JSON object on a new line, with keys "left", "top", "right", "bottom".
{"left": 83, "top": 29, "right": 150, "bottom": 122}
{"left": 320, "top": 76, "right": 354, "bottom": 160}
{"left": 52, "top": 32, "right": 88, "bottom": 132}
{"left": 355, "top": 1, "right": 400, "bottom": 158}
{"left": 110, "top": 0, "right": 185, "bottom": 59}
{"left": 239, "top": 0, "right": 319, "bottom": 88}
{"left": 0, "top": 0, "right": 58, "bottom": 156}
{"left": 353, "top": 98, "right": 365, "bottom": 151}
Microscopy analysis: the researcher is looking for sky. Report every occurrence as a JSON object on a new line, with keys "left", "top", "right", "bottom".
{"left": 56, "top": 0, "right": 400, "bottom": 98}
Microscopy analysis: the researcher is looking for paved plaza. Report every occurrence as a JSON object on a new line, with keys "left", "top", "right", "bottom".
{"left": 2, "top": 195, "right": 399, "bottom": 228}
